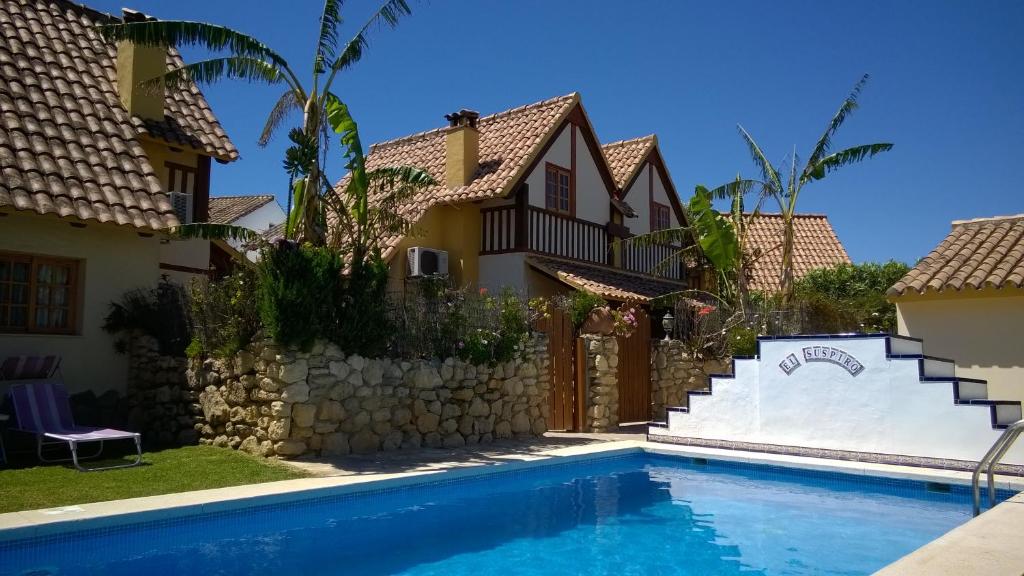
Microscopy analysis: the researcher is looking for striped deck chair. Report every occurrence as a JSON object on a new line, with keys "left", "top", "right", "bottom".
{"left": 0, "top": 355, "right": 62, "bottom": 381}
{"left": 7, "top": 381, "right": 141, "bottom": 471}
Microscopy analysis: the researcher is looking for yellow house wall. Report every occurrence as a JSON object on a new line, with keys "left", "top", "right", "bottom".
{"left": 896, "top": 291, "right": 1024, "bottom": 403}
{"left": 0, "top": 211, "right": 162, "bottom": 395}
{"left": 388, "top": 204, "right": 481, "bottom": 292}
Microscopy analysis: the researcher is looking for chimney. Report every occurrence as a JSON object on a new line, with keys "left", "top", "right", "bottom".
{"left": 116, "top": 9, "right": 165, "bottom": 121}
{"left": 444, "top": 109, "right": 480, "bottom": 187}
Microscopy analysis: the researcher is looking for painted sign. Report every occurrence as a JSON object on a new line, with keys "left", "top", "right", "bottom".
{"left": 779, "top": 353, "right": 801, "bottom": 375}
{"left": 778, "top": 346, "right": 865, "bottom": 377}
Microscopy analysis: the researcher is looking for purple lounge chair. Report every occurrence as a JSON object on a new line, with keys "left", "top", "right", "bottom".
{"left": 7, "top": 381, "right": 142, "bottom": 471}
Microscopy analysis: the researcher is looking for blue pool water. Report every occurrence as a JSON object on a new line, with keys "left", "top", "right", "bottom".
{"left": 0, "top": 453, "right": 1013, "bottom": 576}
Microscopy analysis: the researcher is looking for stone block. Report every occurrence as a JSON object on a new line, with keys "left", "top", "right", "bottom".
{"left": 273, "top": 440, "right": 306, "bottom": 457}
{"left": 291, "top": 403, "right": 317, "bottom": 428}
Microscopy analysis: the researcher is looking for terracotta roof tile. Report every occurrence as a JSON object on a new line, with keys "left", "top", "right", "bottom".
{"left": 208, "top": 194, "right": 275, "bottom": 224}
{"left": 602, "top": 135, "right": 655, "bottom": 190}
{"left": 0, "top": 0, "right": 237, "bottom": 231}
{"left": 743, "top": 213, "right": 852, "bottom": 292}
{"left": 333, "top": 93, "right": 579, "bottom": 258}
{"left": 888, "top": 214, "right": 1024, "bottom": 297}
{"left": 527, "top": 255, "right": 686, "bottom": 303}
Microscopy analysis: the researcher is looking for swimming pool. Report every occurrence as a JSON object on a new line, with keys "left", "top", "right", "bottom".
{"left": 0, "top": 452, "right": 1014, "bottom": 576}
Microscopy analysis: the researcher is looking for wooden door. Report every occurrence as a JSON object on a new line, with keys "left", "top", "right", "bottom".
{"left": 546, "top": 307, "right": 575, "bottom": 431}
{"left": 617, "top": 308, "right": 652, "bottom": 423}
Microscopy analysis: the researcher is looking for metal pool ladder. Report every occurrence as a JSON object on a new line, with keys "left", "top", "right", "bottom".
{"left": 972, "top": 419, "right": 1024, "bottom": 516}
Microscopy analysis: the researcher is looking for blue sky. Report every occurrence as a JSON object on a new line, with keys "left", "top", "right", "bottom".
{"left": 90, "top": 0, "right": 1023, "bottom": 264}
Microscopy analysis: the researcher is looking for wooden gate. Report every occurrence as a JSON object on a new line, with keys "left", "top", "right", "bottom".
{"left": 546, "top": 307, "right": 577, "bottom": 431}
{"left": 617, "top": 308, "right": 652, "bottom": 423}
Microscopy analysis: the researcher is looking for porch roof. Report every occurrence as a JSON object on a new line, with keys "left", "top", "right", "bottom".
{"left": 526, "top": 255, "right": 687, "bottom": 304}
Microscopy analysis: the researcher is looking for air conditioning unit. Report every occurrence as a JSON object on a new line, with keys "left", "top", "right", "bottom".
{"left": 169, "top": 191, "right": 194, "bottom": 224}
{"left": 407, "top": 247, "right": 448, "bottom": 277}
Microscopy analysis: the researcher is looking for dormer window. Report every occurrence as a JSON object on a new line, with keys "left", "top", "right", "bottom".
{"left": 545, "top": 163, "right": 572, "bottom": 214}
{"left": 652, "top": 202, "right": 671, "bottom": 231}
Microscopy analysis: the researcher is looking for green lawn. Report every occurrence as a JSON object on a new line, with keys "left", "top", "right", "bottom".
{"left": 0, "top": 445, "right": 308, "bottom": 514}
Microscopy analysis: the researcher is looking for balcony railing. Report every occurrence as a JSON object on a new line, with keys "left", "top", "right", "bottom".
{"left": 480, "top": 205, "right": 684, "bottom": 280}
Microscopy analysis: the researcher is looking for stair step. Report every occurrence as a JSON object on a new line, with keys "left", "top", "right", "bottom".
{"left": 960, "top": 400, "right": 1023, "bottom": 428}
{"left": 888, "top": 335, "right": 924, "bottom": 356}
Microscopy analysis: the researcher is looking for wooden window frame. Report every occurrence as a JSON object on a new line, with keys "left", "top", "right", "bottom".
{"left": 544, "top": 162, "right": 574, "bottom": 216}
{"left": 651, "top": 201, "right": 671, "bottom": 232}
{"left": 0, "top": 251, "right": 80, "bottom": 335}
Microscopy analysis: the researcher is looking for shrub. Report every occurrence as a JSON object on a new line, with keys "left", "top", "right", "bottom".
{"left": 727, "top": 325, "right": 758, "bottom": 356}
{"left": 187, "top": 268, "right": 261, "bottom": 358}
{"left": 256, "top": 243, "right": 344, "bottom": 351}
{"left": 794, "top": 261, "right": 909, "bottom": 334}
{"left": 394, "top": 282, "right": 531, "bottom": 365}
{"left": 560, "top": 290, "right": 607, "bottom": 328}
{"left": 103, "top": 278, "right": 189, "bottom": 356}
{"left": 333, "top": 258, "right": 394, "bottom": 357}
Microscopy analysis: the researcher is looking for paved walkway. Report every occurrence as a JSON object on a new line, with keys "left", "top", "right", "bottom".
{"left": 282, "top": 431, "right": 645, "bottom": 477}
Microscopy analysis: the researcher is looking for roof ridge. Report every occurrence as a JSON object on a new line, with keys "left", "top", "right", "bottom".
{"left": 738, "top": 212, "right": 832, "bottom": 218}
{"left": 368, "top": 92, "right": 578, "bottom": 153}
{"left": 951, "top": 214, "right": 1024, "bottom": 227}
{"left": 602, "top": 134, "right": 656, "bottom": 149}
{"left": 211, "top": 194, "right": 275, "bottom": 201}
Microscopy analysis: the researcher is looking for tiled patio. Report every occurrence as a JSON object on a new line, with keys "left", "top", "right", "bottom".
{"left": 281, "top": 431, "right": 645, "bottom": 477}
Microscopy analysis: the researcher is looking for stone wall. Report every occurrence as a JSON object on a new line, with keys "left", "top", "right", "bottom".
{"left": 125, "top": 332, "right": 202, "bottom": 446}
{"left": 188, "top": 335, "right": 551, "bottom": 458}
{"left": 651, "top": 339, "right": 730, "bottom": 422}
{"left": 582, "top": 335, "right": 619, "bottom": 432}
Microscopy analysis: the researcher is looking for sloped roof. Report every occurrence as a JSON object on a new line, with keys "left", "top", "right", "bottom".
{"left": 888, "top": 214, "right": 1024, "bottom": 297}
{"left": 334, "top": 93, "right": 579, "bottom": 258}
{"left": 208, "top": 194, "right": 275, "bottom": 224}
{"left": 527, "top": 255, "right": 686, "bottom": 303}
{"left": 744, "top": 213, "right": 851, "bottom": 292}
{"left": 0, "top": 0, "right": 237, "bottom": 230}
{"left": 602, "top": 135, "right": 656, "bottom": 190}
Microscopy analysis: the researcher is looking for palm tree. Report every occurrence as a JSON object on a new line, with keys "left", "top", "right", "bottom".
{"left": 99, "top": 0, "right": 424, "bottom": 247}
{"left": 720, "top": 74, "right": 893, "bottom": 305}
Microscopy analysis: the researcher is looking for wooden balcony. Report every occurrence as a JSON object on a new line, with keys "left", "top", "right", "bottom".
{"left": 480, "top": 205, "right": 684, "bottom": 280}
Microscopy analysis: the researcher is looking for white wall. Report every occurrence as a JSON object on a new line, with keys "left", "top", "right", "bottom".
{"left": 229, "top": 201, "right": 286, "bottom": 261}
{"left": 0, "top": 212, "right": 162, "bottom": 395}
{"left": 573, "top": 127, "right": 609, "bottom": 225}
{"left": 524, "top": 125, "right": 609, "bottom": 225}
{"left": 622, "top": 161, "right": 681, "bottom": 236}
{"left": 158, "top": 238, "right": 209, "bottom": 284}
{"left": 661, "top": 335, "right": 1024, "bottom": 464}
{"left": 526, "top": 126, "right": 570, "bottom": 209}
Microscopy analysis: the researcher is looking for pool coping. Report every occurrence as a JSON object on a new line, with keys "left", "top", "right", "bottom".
{"left": 2, "top": 440, "right": 1022, "bottom": 546}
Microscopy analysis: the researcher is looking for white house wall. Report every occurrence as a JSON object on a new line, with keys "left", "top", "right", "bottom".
{"left": 573, "top": 127, "right": 609, "bottom": 224}
{"left": 524, "top": 126, "right": 609, "bottom": 225}
{"left": 229, "top": 201, "right": 286, "bottom": 262}
{"left": 660, "top": 335, "right": 1024, "bottom": 464}
{"left": 526, "top": 126, "right": 571, "bottom": 209}
{"left": 623, "top": 162, "right": 681, "bottom": 236}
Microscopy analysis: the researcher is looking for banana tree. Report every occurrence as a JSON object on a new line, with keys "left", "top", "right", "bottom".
{"left": 719, "top": 74, "right": 893, "bottom": 305}
{"left": 99, "top": 0, "right": 418, "bottom": 246}
{"left": 619, "top": 176, "right": 769, "bottom": 314}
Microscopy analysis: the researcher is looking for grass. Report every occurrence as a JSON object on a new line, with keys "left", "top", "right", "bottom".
{"left": 0, "top": 445, "right": 308, "bottom": 514}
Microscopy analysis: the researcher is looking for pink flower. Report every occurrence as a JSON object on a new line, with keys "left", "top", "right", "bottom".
{"left": 697, "top": 305, "right": 715, "bottom": 317}
{"left": 479, "top": 287, "right": 488, "bottom": 295}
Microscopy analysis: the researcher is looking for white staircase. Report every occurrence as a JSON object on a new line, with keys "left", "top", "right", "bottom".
{"left": 649, "top": 334, "right": 1024, "bottom": 465}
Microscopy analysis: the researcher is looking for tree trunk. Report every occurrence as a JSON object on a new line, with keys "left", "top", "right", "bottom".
{"left": 779, "top": 215, "right": 796, "bottom": 307}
